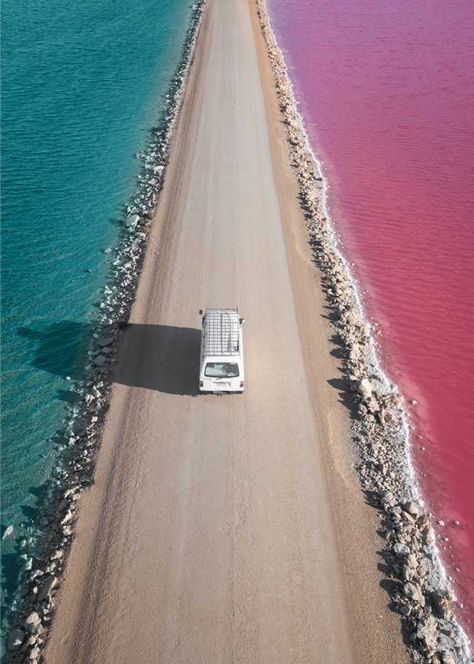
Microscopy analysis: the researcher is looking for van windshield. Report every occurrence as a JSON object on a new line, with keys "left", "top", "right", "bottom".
{"left": 205, "top": 362, "right": 239, "bottom": 378}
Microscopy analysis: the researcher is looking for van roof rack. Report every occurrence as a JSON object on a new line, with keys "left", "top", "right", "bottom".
{"left": 203, "top": 308, "right": 240, "bottom": 357}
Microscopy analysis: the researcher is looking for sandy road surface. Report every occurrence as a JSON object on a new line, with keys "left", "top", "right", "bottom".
{"left": 46, "top": 1, "right": 408, "bottom": 662}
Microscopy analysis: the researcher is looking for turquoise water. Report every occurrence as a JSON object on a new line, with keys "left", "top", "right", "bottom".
{"left": 1, "top": 0, "right": 193, "bottom": 632}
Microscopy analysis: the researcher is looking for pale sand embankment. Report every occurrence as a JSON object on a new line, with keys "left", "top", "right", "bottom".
{"left": 44, "top": 0, "right": 409, "bottom": 662}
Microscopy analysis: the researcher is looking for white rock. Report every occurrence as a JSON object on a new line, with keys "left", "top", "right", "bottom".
{"left": 29, "top": 645, "right": 41, "bottom": 661}
{"left": 24, "top": 612, "right": 41, "bottom": 631}
{"left": 61, "top": 511, "right": 73, "bottom": 525}
{"left": 2, "top": 524, "right": 14, "bottom": 540}
{"left": 125, "top": 214, "right": 140, "bottom": 230}
{"left": 358, "top": 378, "right": 373, "bottom": 398}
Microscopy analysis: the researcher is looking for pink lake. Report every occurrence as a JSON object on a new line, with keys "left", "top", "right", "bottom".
{"left": 268, "top": 0, "right": 474, "bottom": 639}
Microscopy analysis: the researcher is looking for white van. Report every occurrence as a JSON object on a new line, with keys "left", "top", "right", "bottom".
{"left": 199, "top": 308, "right": 245, "bottom": 393}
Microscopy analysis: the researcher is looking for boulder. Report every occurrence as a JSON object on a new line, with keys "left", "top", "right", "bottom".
{"left": 358, "top": 378, "right": 373, "bottom": 398}
{"left": 403, "top": 501, "right": 420, "bottom": 517}
{"left": 61, "top": 511, "right": 73, "bottom": 525}
{"left": 406, "top": 553, "right": 418, "bottom": 569}
{"left": 94, "top": 354, "right": 107, "bottom": 367}
{"left": 380, "top": 409, "right": 395, "bottom": 424}
{"left": 98, "top": 336, "right": 115, "bottom": 348}
{"left": 415, "top": 614, "right": 438, "bottom": 653}
{"left": 431, "top": 591, "right": 453, "bottom": 619}
{"left": 367, "top": 397, "right": 380, "bottom": 414}
{"left": 404, "top": 582, "right": 425, "bottom": 606}
{"left": 380, "top": 491, "right": 396, "bottom": 508}
{"left": 2, "top": 524, "right": 14, "bottom": 540}
{"left": 51, "top": 549, "right": 64, "bottom": 561}
{"left": 393, "top": 542, "right": 410, "bottom": 558}
{"left": 38, "top": 574, "right": 57, "bottom": 602}
{"left": 425, "top": 528, "right": 436, "bottom": 546}
{"left": 7, "top": 628, "right": 25, "bottom": 650}
{"left": 24, "top": 612, "right": 41, "bottom": 632}
{"left": 29, "top": 645, "right": 41, "bottom": 661}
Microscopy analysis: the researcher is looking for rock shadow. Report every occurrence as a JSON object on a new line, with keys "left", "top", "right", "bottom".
{"left": 327, "top": 376, "right": 359, "bottom": 420}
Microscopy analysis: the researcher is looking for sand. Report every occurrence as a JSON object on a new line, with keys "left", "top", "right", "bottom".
{"left": 44, "top": 1, "right": 409, "bottom": 662}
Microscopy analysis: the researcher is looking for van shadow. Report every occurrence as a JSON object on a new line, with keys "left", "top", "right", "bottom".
{"left": 18, "top": 321, "right": 94, "bottom": 382}
{"left": 18, "top": 320, "right": 202, "bottom": 397}
{"left": 114, "top": 324, "right": 201, "bottom": 396}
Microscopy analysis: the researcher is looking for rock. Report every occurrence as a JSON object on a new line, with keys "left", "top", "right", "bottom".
{"left": 98, "top": 335, "right": 115, "bottom": 348}
{"left": 404, "top": 582, "right": 425, "bottom": 606}
{"left": 29, "top": 645, "right": 41, "bottom": 661}
{"left": 38, "top": 574, "right": 57, "bottom": 602}
{"left": 61, "top": 511, "right": 73, "bottom": 525}
{"left": 125, "top": 214, "right": 140, "bottom": 230}
{"left": 7, "top": 628, "right": 25, "bottom": 650}
{"left": 94, "top": 354, "right": 107, "bottom": 367}
{"left": 381, "top": 491, "right": 396, "bottom": 508}
{"left": 358, "top": 378, "right": 373, "bottom": 398}
{"left": 27, "top": 633, "right": 39, "bottom": 646}
{"left": 402, "top": 565, "right": 415, "bottom": 582}
{"left": 406, "top": 553, "right": 418, "bottom": 569}
{"left": 380, "top": 409, "right": 395, "bottom": 424}
{"left": 431, "top": 591, "right": 452, "bottom": 619}
{"left": 425, "top": 528, "right": 436, "bottom": 546}
{"left": 51, "top": 549, "right": 64, "bottom": 561}
{"left": 417, "top": 514, "right": 431, "bottom": 531}
{"left": 403, "top": 501, "right": 420, "bottom": 517}
{"left": 398, "top": 601, "right": 412, "bottom": 616}
{"left": 2, "top": 524, "right": 14, "bottom": 540}
{"left": 367, "top": 397, "right": 380, "bottom": 413}
{"left": 415, "top": 614, "right": 438, "bottom": 652}
{"left": 24, "top": 612, "right": 41, "bottom": 632}
{"left": 417, "top": 557, "right": 431, "bottom": 578}
{"left": 393, "top": 542, "right": 410, "bottom": 558}
{"left": 91, "top": 384, "right": 102, "bottom": 396}
{"left": 401, "top": 509, "right": 415, "bottom": 523}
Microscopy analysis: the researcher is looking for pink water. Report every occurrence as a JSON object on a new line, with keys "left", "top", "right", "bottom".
{"left": 268, "top": 0, "right": 474, "bottom": 638}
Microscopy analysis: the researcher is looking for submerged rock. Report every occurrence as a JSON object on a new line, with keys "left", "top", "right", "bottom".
{"left": 2, "top": 524, "right": 14, "bottom": 540}
{"left": 7, "top": 628, "right": 25, "bottom": 650}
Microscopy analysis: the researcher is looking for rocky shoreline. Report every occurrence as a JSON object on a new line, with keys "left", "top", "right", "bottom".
{"left": 255, "top": 1, "right": 471, "bottom": 662}
{"left": 4, "top": 3, "right": 206, "bottom": 661}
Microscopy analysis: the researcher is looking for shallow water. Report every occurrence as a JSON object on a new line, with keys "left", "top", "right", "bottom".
{"left": 1, "top": 0, "right": 193, "bottom": 635}
{"left": 269, "top": 0, "right": 474, "bottom": 638}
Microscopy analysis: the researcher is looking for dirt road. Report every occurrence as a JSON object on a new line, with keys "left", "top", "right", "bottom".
{"left": 46, "top": 1, "right": 407, "bottom": 662}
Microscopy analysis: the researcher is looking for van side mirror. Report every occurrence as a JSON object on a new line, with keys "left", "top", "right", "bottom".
{"left": 239, "top": 318, "right": 245, "bottom": 324}
{"left": 199, "top": 309, "right": 203, "bottom": 316}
